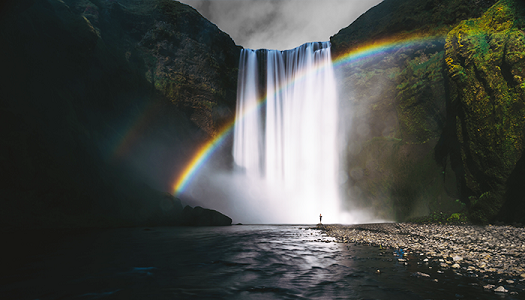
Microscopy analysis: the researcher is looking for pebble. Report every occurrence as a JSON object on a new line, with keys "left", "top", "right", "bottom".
{"left": 412, "top": 272, "right": 430, "bottom": 278}
{"left": 494, "top": 286, "right": 508, "bottom": 293}
{"left": 321, "top": 223, "right": 525, "bottom": 280}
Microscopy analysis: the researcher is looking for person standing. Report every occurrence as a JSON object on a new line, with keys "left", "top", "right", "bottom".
{"left": 319, "top": 213, "right": 322, "bottom": 223}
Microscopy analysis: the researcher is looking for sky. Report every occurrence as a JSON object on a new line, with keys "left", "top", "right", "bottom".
{"left": 178, "top": 0, "right": 383, "bottom": 50}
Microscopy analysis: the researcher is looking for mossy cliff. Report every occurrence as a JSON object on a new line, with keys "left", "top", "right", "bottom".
{"left": 330, "top": 0, "right": 525, "bottom": 223}
{"left": 0, "top": 0, "right": 238, "bottom": 228}
{"left": 441, "top": 0, "right": 525, "bottom": 223}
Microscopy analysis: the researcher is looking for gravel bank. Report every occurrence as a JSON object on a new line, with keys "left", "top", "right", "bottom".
{"left": 321, "top": 223, "right": 525, "bottom": 282}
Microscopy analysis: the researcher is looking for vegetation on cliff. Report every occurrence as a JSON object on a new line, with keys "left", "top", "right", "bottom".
{"left": 442, "top": 0, "right": 525, "bottom": 223}
{"left": 331, "top": 0, "right": 525, "bottom": 224}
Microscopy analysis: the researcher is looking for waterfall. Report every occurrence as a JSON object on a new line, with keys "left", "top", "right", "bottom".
{"left": 233, "top": 42, "right": 340, "bottom": 224}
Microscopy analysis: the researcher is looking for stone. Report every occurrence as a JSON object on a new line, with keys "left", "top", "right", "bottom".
{"left": 494, "top": 286, "right": 508, "bottom": 293}
{"left": 412, "top": 272, "right": 430, "bottom": 278}
{"left": 453, "top": 256, "right": 463, "bottom": 261}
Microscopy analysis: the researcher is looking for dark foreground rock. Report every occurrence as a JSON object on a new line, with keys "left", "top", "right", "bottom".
{"left": 322, "top": 223, "right": 525, "bottom": 282}
{"left": 181, "top": 205, "right": 232, "bottom": 226}
{"left": 0, "top": 0, "right": 239, "bottom": 229}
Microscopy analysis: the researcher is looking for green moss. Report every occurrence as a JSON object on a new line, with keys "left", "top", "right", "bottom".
{"left": 408, "top": 211, "right": 468, "bottom": 224}
{"left": 468, "top": 191, "right": 505, "bottom": 224}
{"left": 444, "top": 0, "right": 525, "bottom": 223}
{"left": 330, "top": 0, "right": 498, "bottom": 56}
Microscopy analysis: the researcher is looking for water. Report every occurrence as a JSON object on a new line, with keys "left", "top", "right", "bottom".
{"left": 2, "top": 226, "right": 515, "bottom": 299}
{"left": 233, "top": 42, "right": 340, "bottom": 224}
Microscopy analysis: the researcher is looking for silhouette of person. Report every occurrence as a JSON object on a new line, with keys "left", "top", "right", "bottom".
{"left": 320, "top": 213, "right": 322, "bottom": 223}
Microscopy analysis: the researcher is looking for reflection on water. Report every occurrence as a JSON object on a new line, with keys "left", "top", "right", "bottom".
{"left": 1, "top": 226, "right": 515, "bottom": 299}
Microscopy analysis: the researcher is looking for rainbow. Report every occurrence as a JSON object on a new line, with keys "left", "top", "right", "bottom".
{"left": 171, "top": 119, "right": 236, "bottom": 195}
{"left": 171, "top": 34, "right": 447, "bottom": 196}
{"left": 112, "top": 102, "right": 157, "bottom": 160}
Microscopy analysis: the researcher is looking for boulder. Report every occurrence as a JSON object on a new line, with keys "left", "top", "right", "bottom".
{"left": 181, "top": 205, "right": 232, "bottom": 226}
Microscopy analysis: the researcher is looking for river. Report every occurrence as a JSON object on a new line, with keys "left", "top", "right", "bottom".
{"left": 2, "top": 225, "right": 517, "bottom": 299}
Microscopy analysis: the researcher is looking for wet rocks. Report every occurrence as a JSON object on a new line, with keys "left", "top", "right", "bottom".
{"left": 322, "top": 223, "right": 525, "bottom": 280}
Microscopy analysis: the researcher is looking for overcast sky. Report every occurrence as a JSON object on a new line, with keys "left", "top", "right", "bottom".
{"left": 178, "top": 0, "right": 383, "bottom": 50}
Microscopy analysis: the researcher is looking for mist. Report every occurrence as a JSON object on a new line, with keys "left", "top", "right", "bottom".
{"left": 176, "top": 43, "right": 388, "bottom": 225}
{"left": 180, "top": 165, "right": 385, "bottom": 224}
{"left": 178, "top": 0, "right": 383, "bottom": 50}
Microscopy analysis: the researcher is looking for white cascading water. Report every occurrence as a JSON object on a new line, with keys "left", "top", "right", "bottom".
{"left": 233, "top": 42, "right": 340, "bottom": 224}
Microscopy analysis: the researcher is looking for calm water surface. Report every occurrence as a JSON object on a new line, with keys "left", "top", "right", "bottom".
{"left": 2, "top": 225, "right": 519, "bottom": 299}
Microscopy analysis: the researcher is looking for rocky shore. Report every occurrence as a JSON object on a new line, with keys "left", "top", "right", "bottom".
{"left": 320, "top": 223, "right": 525, "bottom": 294}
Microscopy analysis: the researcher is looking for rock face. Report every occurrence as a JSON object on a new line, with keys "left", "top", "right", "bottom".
{"left": 442, "top": 0, "right": 525, "bottom": 223}
{"left": 0, "top": 0, "right": 237, "bottom": 228}
{"left": 331, "top": 0, "right": 497, "bottom": 53}
{"left": 133, "top": 0, "right": 240, "bottom": 135}
{"left": 330, "top": 0, "right": 525, "bottom": 223}
{"left": 181, "top": 206, "right": 232, "bottom": 226}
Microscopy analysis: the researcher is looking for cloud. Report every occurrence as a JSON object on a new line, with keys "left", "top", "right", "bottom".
{"left": 178, "top": 0, "right": 383, "bottom": 50}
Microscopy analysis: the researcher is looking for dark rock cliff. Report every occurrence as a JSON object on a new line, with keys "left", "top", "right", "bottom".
{"left": 331, "top": 0, "right": 525, "bottom": 223}
{"left": 0, "top": 0, "right": 238, "bottom": 228}
{"left": 442, "top": 0, "right": 525, "bottom": 223}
